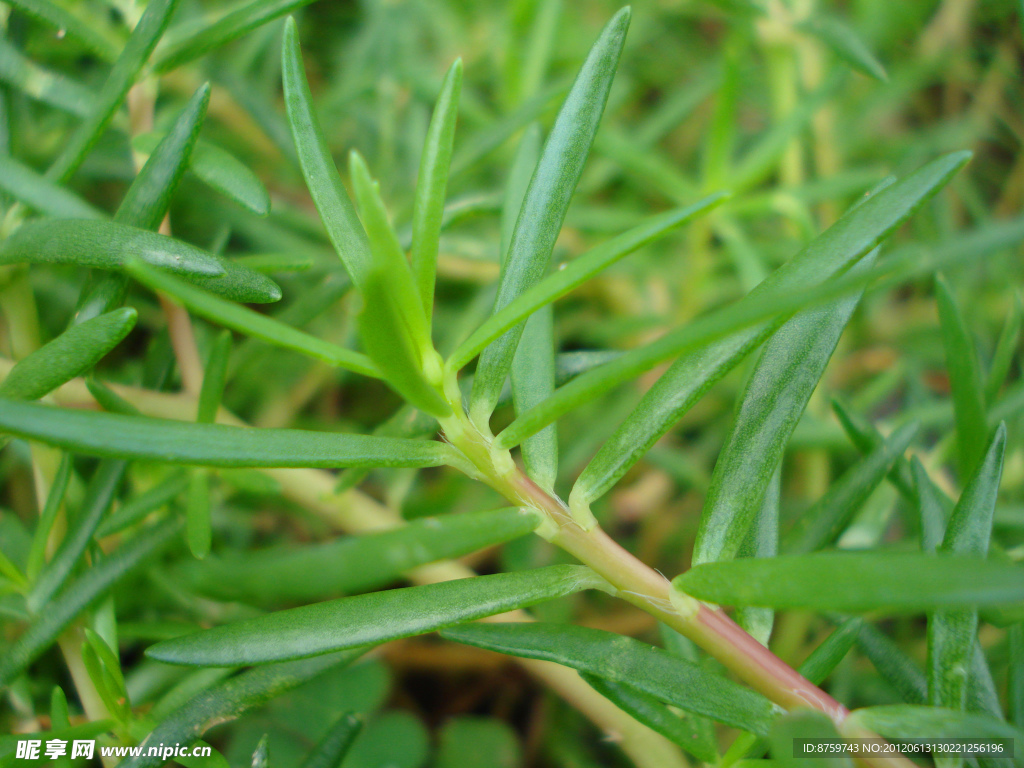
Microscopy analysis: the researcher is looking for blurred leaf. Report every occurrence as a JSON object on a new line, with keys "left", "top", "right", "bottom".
{"left": 197, "top": 330, "right": 231, "bottom": 424}
{"left": 125, "top": 261, "right": 377, "bottom": 377}
{"left": 0, "top": 518, "right": 180, "bottom": 688}
{"left": 847, "top": 706, "right": 1024, "bottom": 759}
{"left": 281, "top": 18, "right": 372, "bottom": 287}
{"left": 46, "top": 0, "right": 178, "bottom": 183}
{"left": 936, "top": 274, "right": 989, "bottom": 479}
{"left": 442, "top": 622, "right": 778, "bottom": 733}
{"left": 97, "top": 471, "right": 189, "bottom": 538}
{"left": 675, "top": 552, "right": 1024, "bottom": 612}
{"left": 798, "top": 15, "right": 887, "bottom": 82}
{"left": 496, "top": 151, "right": 971, "bottom": 451}
{"left": 434, "top": 717, "right": 521, "bottom": 768}
{"left": 469, "top": 7, "right": 631, "bottom": 424}
{"left": 1011, "top": 624, "right": 1024, "bottom": 730}
{"left": 0, "top": 308, "right": 136, "bottom": 402}
{"left": 410, "top": 58, "right": 462, "bottom": 318}
{"left": 341, "top": 711, "right": 428, "bottom": 768}
{"left": 770, "top": 710, "right": 853, "bottom": 768}
{"left": 0, "top": 154, "right": 104, "bottom": 219}
{"left": 0, "top": 35, "right": 93, "bottom": 114}
{"left": 298, "top": 713, "right": 362, "bottom": 768}
{"left": 0, "top": 0, "right": 120, "bottom": 61}
{"left": 147, "top": 565, "right": 605, "bottom": 666}
{"left": 186, "top": 507, "right": 540, "bottom": 604}
{"left": 121, "top": 652, "right": 363, "bottom": 768}
{"left": 856, "top": 623, "right": 927, "bottom": 705}
{"left": 26, "top": 455, "right": 72, "bottom": 582}
{"left": 693, "top": 252, "right": 876, "bottom": 566}
{"left": 0, "top": 400, "right": 464, "bottom": 469}
{"left": 985, "top": 292, "right": 1022, "bottom": 403}
{"left": 783, "top": 422, "right": 919, "bottom": 554}
{"left": 831, "top": 398, "right": 916, "bottom": 500}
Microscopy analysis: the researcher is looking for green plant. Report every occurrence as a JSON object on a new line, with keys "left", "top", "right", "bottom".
{"left": 1, "top": 1, "right": 1022, "bottom": 767}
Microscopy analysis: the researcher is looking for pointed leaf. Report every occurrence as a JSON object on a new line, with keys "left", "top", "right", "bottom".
{"left": 911, "top": 458, "right": 948, "bottom": 554}
{"left": 985, "top": 292, "right": 1021, "bottom": 403}
{"left": 26, "top": 455, "right": 72, "bottom": 582}
{"left": 0, "top": 219, "right": 223, "bottom": 276}
{"left": 798, "top": 16, "right": 887, "bottom": 82}
{"left": 411, "top": 59, "right": 462, "bottom": 316}
{"left": 118, "top": 84, "right": 211, "bottom": 230}
{"left": 441, "top": 622, "right": 779, "bottom": 733}
{"left": 0, "top": 518, "right": 180, "bottom": 688}
{"left": 0, "top": 308, "right": 137, "bottom": 402}
{"left": 495, "top": 152, "right": 971, "bottom": 452}
{"left": 125, "top": 260, "right": 376, "bottom": 377}
{"left": 856, "top": 623, "right": 927, "bottom": 704}
{"left": 46, "top": 0, "right": 178, "bottom": 183}
{"left": 451, "top": 194, "right": 726, "bottom": 371}
{"left": 674, "top": 552, "right": 1024, "bottom": 613}
{"left": 97, "top": 471, "right": 189, "bottom": 538}
{"left": 121, "top": 653, "right": 363, "bottom": 768}
{"left": 0, "top": 154, "right": 104, "bottom": 219}
{"left": 147, "top": 565, "right": 605, "bottom": 665}
{"left": 298, "top": 713, "right": 363, "bottom": 768}
{"left": 936, "top": 274, "right": 989, "bottom": 479}
{"left": 0, "top": 400, "right": 463, "bottom": 469}
{"left": 693, "top": 252, "right": 876, "bottom": 566}
{"left": 186, "top": 507, "right": 541, "bottom": 604}
{"left": 469, "top": 8, "right": 631, "bottom": 423}
{"left": 281, "top": 18, "right": 372, "bottom": 287}
{"left": 831, "top": 398, "right": 916, "bottom": 501}
{"left": 783, "top": 422, "right": 919, "bottom": 554}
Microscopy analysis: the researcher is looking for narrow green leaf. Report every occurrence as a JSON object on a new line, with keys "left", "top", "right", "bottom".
{"left": 26, "top": 455, "right": 72, "bottom": 582}
{"left": 281, "top": 17, "right": 372, "bottom": 287}
{"left": 0, "top": 518, "right": 180, "bottom": 688}
{"left": 120, "top": 652, "right": 363, "bottom": 768}
{"left": 0, "top": 308, "right": 137, "bottom": 402}
{"left": 936, "top": 274, "right": 989, "bottom": 479}
{"left": 82, "top": 628, "right": 129, "bottom": 720}
{"left": 298, "top": 712, "right": 362, "bottom": 768}
{"left": 133, "top": 133, "right": 271, "bottom": 216}
{"left": 831, "top": 398, "right": 917, "bottom": 501}
{"left": 469, "top": 7, "right": 631, "bottom": 424}
{"left": 186, "top": 507, "right": 540, "bottom": 604}
{"left": 28, "top": 459, "right": 127, "bottom": 612}
{"left": 783, "top": 422, "right": 919, "bottom": 554}
{"left": 495, "top": 151, "right": 971, "bottom": 452}
{"left": 512, "top": 306, "right": 558, "bottom": 490}
{"left": 1010, "top": 623, "right": 1024, "bottom": 730}
{"left": 701, "top": 46, "right": 738, "bottom": 191}
{"left": 155, "top": 0, "right": 318, "bottom": 73}
{"left": 198, "top": 331, "right": 231, "bottom": 424}
{"left": 118, "top": 85, "right": 211, "bottom": 230}
{"left": 87, "top": 377, "right": 142, "bottom": 416}
{"left": 147, "top": 565, "right": 605, "bottom": 665}
{"left": 125, "top": 261, "right": 377, "bottom": 377}
{"left": 0, "top": 219, "right": 223, "bottom": 276}
{"left": 451, "top": 194, "right": 726, "bottom": 372}
{"left": 441, "top": 622, "right": 779, "bottom": 734}
{"left": 97, "top": 471, "right": 189, "bottom": 538}
{"left": 735, "top": 465, "right": 780, "bottom": 645}
{"left": 798, "top": 16, "right": 887, "bottom": 82}
{"left": 770, "top": 711, "right": 853, "bottom": 768}
{"left": 0, "top": 154, "right": 104, "bottom": 219}
{"left": 500, "top": 124, "right": 544, "bottom": 264}
{"left": 985, "top": 292, "right": 1021, "bottom": 403}
{"left": 0, "top": 0, "right": 120, "bottom": 62}
{"left": 46, "top": 0, "right": 178, "bottom": 183}
{"left": 0, "top": 400, "right": 463, "bottom": 470}
{"left": 693, "top": 252, "right": 876, "bottom": 566}
{"left": 847, "top": 706, "right": 1024, "bottom": 763}
{"left": 856, "top": 623, "right": 927, "bottom": 704}
{"left": 50, "top": 687, "right": 70, "bottom": 730}
{"left": 674, "top": 552, "right": 1024, "bottom": 613}
{"left": 928, "top": 425, "right": 1007, "bottom": 710}
{"left": 911, "top": 458, "right": 949, "bottom": 555}
{"left": 191, "top": 254, "right": 283, "bottom": 304}
{"left": 358, "top": 269, "right": 451, "bottom": 416}
{"left": 186, "top": 470, "right": 212, "bottom": 560}
{"left": 582, "top": 674, "right": 719, "bottom": 763}
{"left": 411, "top": 58, "right": 462, "bottom": 317}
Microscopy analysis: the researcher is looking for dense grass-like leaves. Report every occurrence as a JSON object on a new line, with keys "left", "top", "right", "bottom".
{"left": 936, "top": 275, "right": 989, "bottom": 479}
{"left": 126, "top": 261, "right": 376, "bottom": 376}
{"left": 495, "top": 151, "right": 970, "bottom": 451}
{"left": 469, "top": 7, "right": 631, "bottom": 424}
{"left": 185, "top": 507, "right": 541, "bottom": 604}
{"left": 0, "top": 154, "right": 104, "bottom": 219}
{"left": 692, "top": 253, "right": 875, "bottom": 565}
{"left": 0, "top": 400, "right": 462, "bottom": 469}
{"left": 411, "top": 58, "right": 462, "bottom": 318}
{"left": 0, "top": 0, "right": 119, "bottom": 61}
{"left": 45, "top": 0, "right": 178, "bottom": 183}
{"left": 281, "top": 17, "right": 372, "bottom": 288}
{"left": 147, "top": 566, "right": 605, "bottom": 665}
{"left": 451, "top": 194, "right": 727, "bottom": 372}
{"left": 0, "top": 308, "right": 136, "bottom": 402}
{"left": 675, "top": 552, "right": 1024, "bottom": 612}
{"left": 0, "top": 519, "right": 180, "bottom": 688}
{"left": 928, "top": 425, "right": 1007, "bottom": 711}
{"left": 441, "top": 622, "right": 779, "bottom": 733}
{"left": 121, "top": 652, "right": 363, "bottom": 768}
{"left": 96, "top": 471, "right": 189, "bottom": 538}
